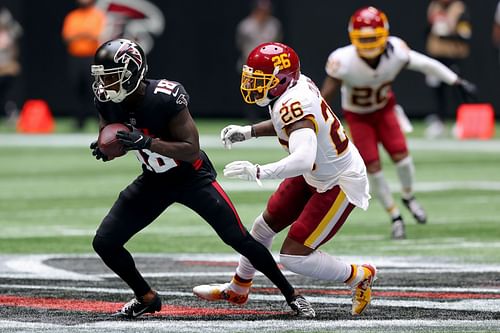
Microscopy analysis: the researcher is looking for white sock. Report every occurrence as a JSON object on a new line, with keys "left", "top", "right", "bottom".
{"left": 234, "top": 214, "right": 276, "bottom": 281}
{"left": 369, "top": 171, "right": 400, "bottom": 218}
{"left": 279, "top": 251, "right": 351, "bottom": 282}
{"left": 396, "top": 156, "right": 415, "bottom": 199}
{"left": 228, "top": 277, "right": 252, "bottom": 294}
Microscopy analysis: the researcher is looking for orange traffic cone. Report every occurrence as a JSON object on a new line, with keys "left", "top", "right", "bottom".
{"left": 16, "top": 99, "right": 55, "bottom": 134}
{"left": 455, "top": 103, "right": 495, "bottom": 140}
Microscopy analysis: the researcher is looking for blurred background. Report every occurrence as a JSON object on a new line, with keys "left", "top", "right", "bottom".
{"left": 0, "top": 0, "right": 498, "bottom": 124}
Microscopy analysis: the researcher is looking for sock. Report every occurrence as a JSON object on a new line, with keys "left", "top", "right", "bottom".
{"left": 368, "top": 171, "right": 400, "bottom": 219}
{"left": 279, "top": 251, "right": 351, "bottom": 282}
{"left": 234, "top": 213, "right": 276, "bottom": 281}
{"left": 228, "top": 276, "right": 252, "bottom": 294}
{"left": 345, "top": 264, "right": 371, "bottom": 287}
{"left": 396, "top": 156, "right": 415, "bottom": 200}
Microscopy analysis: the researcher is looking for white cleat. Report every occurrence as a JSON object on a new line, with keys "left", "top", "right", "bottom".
{"left": 193, "top": 283, "right": 249, "bottom": 305}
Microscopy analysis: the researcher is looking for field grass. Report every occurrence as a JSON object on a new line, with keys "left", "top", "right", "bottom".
{"left": 0, "top": 118, "right": 499, "bottom": 264}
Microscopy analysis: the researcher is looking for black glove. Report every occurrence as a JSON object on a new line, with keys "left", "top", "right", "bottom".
{"left": 456, "top": 78, "right": 478, "bottom": 102}
{"left": 90, "top": 140, "right": 110, "bottom": 162}
{"left": 116, "top": 127, "right": 152, "bottom": 151}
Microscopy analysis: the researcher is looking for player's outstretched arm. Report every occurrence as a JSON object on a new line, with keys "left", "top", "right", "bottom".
{"left": 407, "top": 50, "right": 477, "bottom": 100}
{"left": 406, "top": 50, "right": 458, "bottom": 85}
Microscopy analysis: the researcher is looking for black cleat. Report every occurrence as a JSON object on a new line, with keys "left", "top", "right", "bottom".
{"left": 402, "top": 196, "right": 427, "bottom": 224}
{"left": 287, "top": 294, "right": 315, "bottom": 318}
{"left": 112, "top": 293, "right": 162, "bottom": 319}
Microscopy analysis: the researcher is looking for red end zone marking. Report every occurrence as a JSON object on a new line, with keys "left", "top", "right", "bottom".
{"left": 0, "top": 295, "right": 285, "bottom": 316}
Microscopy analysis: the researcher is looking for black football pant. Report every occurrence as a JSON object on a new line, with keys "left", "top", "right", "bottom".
{"left": 92, "top": 174, "right": 295, "bottom": 301}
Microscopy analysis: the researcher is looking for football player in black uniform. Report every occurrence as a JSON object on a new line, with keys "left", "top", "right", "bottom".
{"left": 89, "top": 38, "right": 315, "bottom": 318}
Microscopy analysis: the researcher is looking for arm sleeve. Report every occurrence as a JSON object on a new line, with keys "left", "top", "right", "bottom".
{"left": 259, "top": 128, "right": 317, "bottom": 180}
{"left": 406, "top": 50, "right": 458, "bottom": 85}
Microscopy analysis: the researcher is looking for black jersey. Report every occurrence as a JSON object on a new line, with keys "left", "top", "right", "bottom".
{"left": 95, "top": 79, "right": 216, "bottom": 188}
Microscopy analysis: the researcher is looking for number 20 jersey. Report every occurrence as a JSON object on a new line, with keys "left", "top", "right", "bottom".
{"left": 269, "top": 74, "right": 370, "bottom": 210}
{"left": 325, "top": 36, "right": 410, "bottom": 114}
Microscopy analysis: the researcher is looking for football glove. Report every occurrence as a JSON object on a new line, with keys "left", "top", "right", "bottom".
{"left": 220, "top": 125, "right": 252, "bottom": 149}
{"left": 90, "top": 140, "right": 110, "bottom": 162}
{"left": 223, "top": 160, "right": 262, "bottom": 187}
{"left": 116, "top": 127, "right": 152, "bottom": 151}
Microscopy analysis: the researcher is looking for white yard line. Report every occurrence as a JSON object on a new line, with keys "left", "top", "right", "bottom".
{"left": 0, "top": 319, "right": 500, "bottom": 332}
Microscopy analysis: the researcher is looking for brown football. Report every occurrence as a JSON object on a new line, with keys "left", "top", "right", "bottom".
{"left": 98, "top": 123, "right": 130, "bottom": 159}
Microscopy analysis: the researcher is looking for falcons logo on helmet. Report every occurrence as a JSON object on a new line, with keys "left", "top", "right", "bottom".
{"left": 114, "top": 42, "right": 143, "bottom": 68}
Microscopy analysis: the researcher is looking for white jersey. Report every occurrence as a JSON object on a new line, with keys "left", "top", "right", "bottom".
{"left": 325, "top": 36, "right": 410, "bottom": 114}
{"left": 269, "top": 74, "right": 370, "bottom": 210}
{"left": 325, "top": 36, "right": 458, "bottom": 114}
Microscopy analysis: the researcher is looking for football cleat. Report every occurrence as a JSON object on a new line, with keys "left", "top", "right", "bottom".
{"left": 193, "top": 283, "right": 249, "bottom": 305}
{"left": 112, "top": 292, "right": 162, "bottom": 318}
{"left": 351, "top": 264, "right": 377, "bottom": 315}
{"left": 402, "top": 196, "right": 427, "bottom": 224}
{"left": 391, "top": 216, "right": 406, "bottom": 240}
{"left": 287, "top": 294, "right": 316, "bottom": 318}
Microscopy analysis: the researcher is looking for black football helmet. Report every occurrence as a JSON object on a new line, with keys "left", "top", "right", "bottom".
{"left": 91, "top": 38, "right": 148, "bottom": 103}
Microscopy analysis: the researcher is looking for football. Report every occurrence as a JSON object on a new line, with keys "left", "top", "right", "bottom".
{"left": 98, "top": 123, "right": 130, "bottom": 159}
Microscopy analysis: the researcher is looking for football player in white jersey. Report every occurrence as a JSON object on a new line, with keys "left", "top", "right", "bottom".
{"left": 193, "top": 42, "right": 376, "bottom": 316}
{"left": 321, "top": 6, "right": 476, "bottom": 239}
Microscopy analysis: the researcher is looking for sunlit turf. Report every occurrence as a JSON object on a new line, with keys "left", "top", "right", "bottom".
{"left": 0, "top": 118, "right": 499, "bottom": 264}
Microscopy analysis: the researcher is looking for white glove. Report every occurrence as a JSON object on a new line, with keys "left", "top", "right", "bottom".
{"left": 223, "top": 160, "right": 262, "bottom": 187}
{"left": 220, "top": 125, "right": 252, "bottom": 149}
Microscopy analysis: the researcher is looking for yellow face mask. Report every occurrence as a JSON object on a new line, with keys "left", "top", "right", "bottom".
{"left": 349, "top": 27, "right": 389, "bottom": 59}
{"left": 240, "top": 65, "right": 280, "bottom": 105}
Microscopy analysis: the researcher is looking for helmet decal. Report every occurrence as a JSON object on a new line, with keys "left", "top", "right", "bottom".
{"left": 261, "top": 44, "right": 284, "bottom": 55}
{"left": 114, "top": 42, "right": 143, "bottom": 68}
{"left": 92, "top": 38, "right": 148, "bottom": 103}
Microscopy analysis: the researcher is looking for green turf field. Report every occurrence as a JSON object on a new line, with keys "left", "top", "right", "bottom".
{"left": 1, "top": 118, "right": 499, "bottom": 263}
